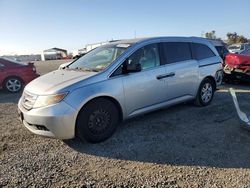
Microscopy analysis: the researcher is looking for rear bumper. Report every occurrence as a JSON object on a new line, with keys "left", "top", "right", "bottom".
{"left": 18, "top": 99, "right": 77, "bottom": 139}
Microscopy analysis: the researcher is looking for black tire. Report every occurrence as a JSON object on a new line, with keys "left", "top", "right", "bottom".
{"left": 76, "top": 98, "right": 119, "bottom": 143}
{"left": 194, "top": 78, "right": 215, "bottom": 107}
{"left": 3, "top": 76, "right": 23, "bottom": 93}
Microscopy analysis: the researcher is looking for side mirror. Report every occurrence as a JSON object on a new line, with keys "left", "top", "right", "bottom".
{"left": 122, "top": 59, "right": 141, "bottom": 73}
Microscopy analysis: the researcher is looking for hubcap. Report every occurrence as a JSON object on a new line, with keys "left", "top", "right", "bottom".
{"left": 88, "top": 109, "right": 111, "bottom": 135}
{"left": 6, "top": 79, "right": 22, "bottom": 92}
{"left": 201, "top": 83, "right": 213, "bottom": 103}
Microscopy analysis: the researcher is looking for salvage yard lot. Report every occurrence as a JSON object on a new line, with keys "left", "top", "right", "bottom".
{"left": 1, "top": 60, "right": 250, "bottom": 187}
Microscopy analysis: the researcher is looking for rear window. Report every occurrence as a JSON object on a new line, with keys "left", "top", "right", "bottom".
{"left": 215, "top": 46, "right": 229, "bottom": 58}
{"left": 162, "top": 42, "right": 192, "bottom": 64}
{"left": 193, "top": 43, "right": 216, "bottom": 60}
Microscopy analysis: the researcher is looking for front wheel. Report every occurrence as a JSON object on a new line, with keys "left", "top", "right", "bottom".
{"left": 194, "top": 78, "right": 215, "bottom": 106}
{"left": 76, "top": 98, "right": 119, "bottom": 143}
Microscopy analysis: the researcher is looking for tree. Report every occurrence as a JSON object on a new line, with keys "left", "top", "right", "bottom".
{"left": 227, "top": 32, "right": 248, "bottom": 45}
{"left": 238, "top": 35, "right": 248, "bottom": 43}
{"left": 205, "top": 30, "right": 217, "bottom": 39}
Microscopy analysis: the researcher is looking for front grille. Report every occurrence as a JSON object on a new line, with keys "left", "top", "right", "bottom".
{"left": 21, "top": 91, "right": 37, "bottom": 110}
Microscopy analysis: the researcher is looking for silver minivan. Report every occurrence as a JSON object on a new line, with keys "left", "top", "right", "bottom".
{"left": 18, "top": 37, "right": 223, "bottom": 143}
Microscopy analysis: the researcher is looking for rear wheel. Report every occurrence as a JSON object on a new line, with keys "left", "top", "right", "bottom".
{"left": 4, "top": 77, "right": 23, "bottom": 93}
{"left": 76, "top": 98, "right": 119, "bottom": 143}
{"left": 195, "top": 78, "right": 215, "bottom": 106}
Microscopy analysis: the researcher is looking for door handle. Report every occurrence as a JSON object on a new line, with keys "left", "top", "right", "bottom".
{"left": 156, "top": 72, "right": 175, "bottom": 80}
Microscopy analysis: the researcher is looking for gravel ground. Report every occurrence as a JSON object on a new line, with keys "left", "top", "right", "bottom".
{"left": 1, "top": 60, "right": 250, "bottom": 187}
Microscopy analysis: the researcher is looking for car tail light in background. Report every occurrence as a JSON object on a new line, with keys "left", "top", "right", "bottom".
{"left": 32, "top": 66, "right": 36, "bottom": 72}
{"left": 27, "top": 62, "right": 36, "bottom": 72}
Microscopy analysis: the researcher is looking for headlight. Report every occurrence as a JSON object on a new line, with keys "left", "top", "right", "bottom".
{"left": 33, "top": 92, "right": 68, "bottom": 108}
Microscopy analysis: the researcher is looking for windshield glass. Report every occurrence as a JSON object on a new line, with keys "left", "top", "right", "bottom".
{"left": 68, "top": 43, "right": 130, "bottom": 72}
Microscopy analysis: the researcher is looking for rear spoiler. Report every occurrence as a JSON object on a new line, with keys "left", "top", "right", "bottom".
{"left": 229, "top": 88, "right": 250, "bottom": 127}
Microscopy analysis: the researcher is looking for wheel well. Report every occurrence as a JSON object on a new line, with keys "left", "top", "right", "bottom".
{"left": 77, "top": 96, "right": 123, "bottom": 123}
{"left": 204, "top": 76, "right": 216, "bottom": 89}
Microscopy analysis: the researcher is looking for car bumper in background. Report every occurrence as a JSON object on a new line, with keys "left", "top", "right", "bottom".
{"left": 18, "top": 99, "right": 77, "bottom": 139}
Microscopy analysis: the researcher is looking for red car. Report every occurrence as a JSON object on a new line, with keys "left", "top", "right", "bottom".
{"left": 224, "top": 53, "right": 250, "bottom": 81}
{"left": 0, "top": 58, "right": 39, "bottom": 93}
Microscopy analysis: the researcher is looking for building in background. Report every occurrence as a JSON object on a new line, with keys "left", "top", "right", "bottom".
{"left": 85, "top": 41, "right": 109, "bottom": 52}
{"left": 43, "top": 48, "right": 68, "bottom": 60}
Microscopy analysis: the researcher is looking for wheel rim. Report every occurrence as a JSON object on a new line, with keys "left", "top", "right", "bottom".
{"left": 6, "top": 79, "right": 22, "bottom": 92}
{"left": 201, "top": 83, "right": 213, "bottom": 103}
{"left": 88, "top": 109, "right": 111, "bottom": 135}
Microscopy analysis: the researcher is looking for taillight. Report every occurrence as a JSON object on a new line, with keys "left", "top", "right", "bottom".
{"left": 32, "top": 66, "right": 36, "bottom": 72}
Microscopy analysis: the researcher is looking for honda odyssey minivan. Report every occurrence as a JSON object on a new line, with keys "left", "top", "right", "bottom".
{"left": 18, "top": 37, "right": 223, "bottom": 143}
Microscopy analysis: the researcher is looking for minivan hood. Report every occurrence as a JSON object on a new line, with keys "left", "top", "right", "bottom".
{"left": 25, "top": 69, "right": 97, "bottom": 95}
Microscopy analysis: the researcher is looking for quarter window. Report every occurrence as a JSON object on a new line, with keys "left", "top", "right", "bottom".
{"left": 193, "top": 43, "right": 216, "bottom": 60}
{"left": 162, "top": 42, "right": 192, "bottom": 64}
{"left": 127, "top": 43, "right": 160, "bottom": 70}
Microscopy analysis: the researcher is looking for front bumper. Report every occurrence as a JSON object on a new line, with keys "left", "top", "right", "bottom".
{"left": 18, "top": 99, "right": 77, "bottom": 139}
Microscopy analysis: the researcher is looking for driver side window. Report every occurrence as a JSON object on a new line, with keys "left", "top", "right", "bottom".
{"left": 128, "top": 43, "right": 160, "bottom": 70}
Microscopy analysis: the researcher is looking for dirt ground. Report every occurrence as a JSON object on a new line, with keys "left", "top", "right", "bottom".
{"left": 1, "top": 60, "right": 250, "bottom": 187}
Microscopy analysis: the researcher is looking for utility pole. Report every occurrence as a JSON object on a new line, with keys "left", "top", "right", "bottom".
{"left": 201, "top": 31, "right": 205, "bottom": 38}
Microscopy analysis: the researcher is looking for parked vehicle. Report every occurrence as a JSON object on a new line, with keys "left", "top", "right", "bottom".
{"left": 230, "top": 88, "right": 250, "bottom": 129}
{"left": 18, "top": 37, "right": 223, "bottom": 143}
{"left": 0, "top": 58, "right": 39, "bottom": 93}
{"left": 228, "top": 43, "right": 250, "bottom": 54}
{"left": 224, "top": 53, "right": 250, "bottom": 81}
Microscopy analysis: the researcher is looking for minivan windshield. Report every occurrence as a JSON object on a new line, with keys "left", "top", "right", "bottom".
{"left": 68, "top": 43, "right": 130, "bottom": 72}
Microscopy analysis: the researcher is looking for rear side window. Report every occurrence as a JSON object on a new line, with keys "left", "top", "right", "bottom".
{"left": 193, "top": 43, "right": 216, "bottom": 60}
{"left": 161, "top": 42, "right": 192, "bottom": 64}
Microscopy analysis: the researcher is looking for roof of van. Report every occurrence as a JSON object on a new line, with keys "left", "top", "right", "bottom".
{"left": 109, "top": 36, "right": 212, "bottom": 45}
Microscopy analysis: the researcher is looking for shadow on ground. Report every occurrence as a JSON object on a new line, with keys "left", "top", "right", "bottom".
{"left": 0, "top": 90, "right": 21, "bottom": 104}
{"left": 65, "top": 86, "right": 250, "bottom": 169}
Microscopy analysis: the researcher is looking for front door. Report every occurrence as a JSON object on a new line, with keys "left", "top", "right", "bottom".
{"left": 122, "top": 43, "right": 168, "bottom": 116}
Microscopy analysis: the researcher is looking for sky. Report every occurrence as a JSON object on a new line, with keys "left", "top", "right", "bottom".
{"left": 0, "top": 0, "right": 249, "bottom": 55}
